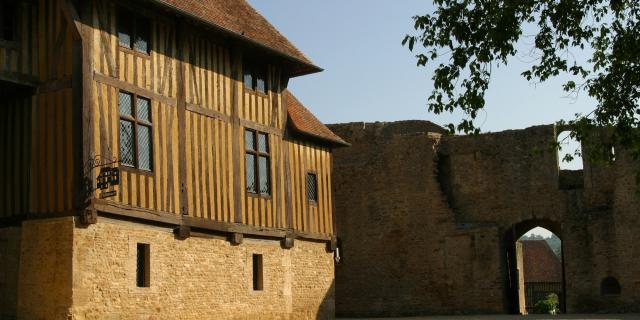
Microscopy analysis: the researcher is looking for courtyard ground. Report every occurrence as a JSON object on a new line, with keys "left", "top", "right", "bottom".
{"left": 338, "top": 314, "right": 640, "bottom": 320}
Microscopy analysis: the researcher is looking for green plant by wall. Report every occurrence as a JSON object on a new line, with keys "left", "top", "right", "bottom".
{"left": 534, "top": 293, "right": 560, "bottom": 314}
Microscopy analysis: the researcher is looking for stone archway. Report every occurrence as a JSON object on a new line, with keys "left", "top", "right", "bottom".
{"left": 504, "top": 219, "right": 566, "bottom": 314}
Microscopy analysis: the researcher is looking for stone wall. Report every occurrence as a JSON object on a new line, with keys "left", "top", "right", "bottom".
{"left": 0, "top": 226, "right": 21, "bottom": 319}
{"left": 329, "top": 121, "right": 640, "bottom": 316}
{"left": 70, "top": 217, "right": 335, "bottom": 320}
{"left": 16, "top": 217, "right": 74, "bottom": 319}
{"left": 330, "top": 121, "right": 503, "bottom": 317}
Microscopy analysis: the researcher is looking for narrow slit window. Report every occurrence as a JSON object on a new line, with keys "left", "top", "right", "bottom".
{"left": 245, "top": 130, "right": 271, "bottom": 195}
{"left": 136, "top": 243, "right": 150, "bottom": 288}
{"left": 307, "top": 172, "right": 318, "bottom": 203}
{"left": 252, "top": 254, "right": 263, "bottom": 291}
{"left": 119, "top": 91, "right": 153, "bottom": 171}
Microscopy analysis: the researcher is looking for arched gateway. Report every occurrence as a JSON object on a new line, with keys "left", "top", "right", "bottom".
{"left": 504, "top": 219, "right": 565, "bottom": 314}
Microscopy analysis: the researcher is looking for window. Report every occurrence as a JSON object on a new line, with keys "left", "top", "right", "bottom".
{"left": 243, "top": 61, "right": 267, "bottom": 93}
{"left": 0, "top": 1, "right": 17, "bottom": 42}
{"left": 601, "top": 276, "right": 621, "bottom": 296}
{"left": 252, "top": 254, "right": 263, "bottom": 291}
{"left": 117, "top": 7, "right": 150, "bottom": 54}
{"left": 136, "top": 243, "right": 150, "bottom": 288}
{"left": 306, "top": 172, "right": 318, "bottom": 203}
{"left": 245, "top": 130, "right": 270, "bottom": 195}
{"left": 119, "top": 91, "right": 153, "bottom": 171}
{"left": 557, "top": 131, "right": 583, "bottom": 170}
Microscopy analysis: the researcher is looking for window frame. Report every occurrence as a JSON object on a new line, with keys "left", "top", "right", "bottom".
{"left": 136, "top": 243, "right": 150, "bottom": 288}
{"left": 0, "top": 1, "right": 18, "bottom": 43}
{"left": 252, "top": 254, "right": 264, "bottom": 291}
{"left": 118, "top": 91, "right": 153, "bottom": 173}
{"left": 244, "top": 129, "right": 271, "bottom": 197}
{"left": 243, "top": 61, "right": 268, "bottom": 94}
{"left": 116, "top": 6, "right": 151, "bottom": 56}
{"left": 306, "top": 171, "right": 318, "bottom": 205}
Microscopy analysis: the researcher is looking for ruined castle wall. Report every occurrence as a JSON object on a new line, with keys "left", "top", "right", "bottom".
{"left": 329, "top": 121, "right": 640, "bottom": 316}
{"left": 0, "top": 226, "right": 21, "bottom": 319}
{"left": 70, "top": 217, "right": 335, "bottom": 320}
{"left": 330, "top": 122, "right": 505, "bottom": 317}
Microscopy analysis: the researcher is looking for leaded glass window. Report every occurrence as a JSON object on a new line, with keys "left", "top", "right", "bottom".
{"left": 243, "top": 61, "right": 267, "bottom": 93}
{"left": 245, "top": 129, "right": 271, "bottom": 195}
{"left": 306, "top": 173, "right": 318, "bottom": 203}
{"left": 117, "top": 7, "right": 150, "bottom": 54}
{"left": 119, "top": 91, "right": 153, "bottom": 171}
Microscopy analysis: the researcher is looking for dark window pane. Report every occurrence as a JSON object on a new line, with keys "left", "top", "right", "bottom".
{"left": 1, "top": 2, "right": 16, "bottom": 41}
{"left": 119, "top": 92, "right": 132, "bottom": 116}
{"left": 137, "top": 125, "right": 152, "bottom": 171}
{"left": 136, "top": 243, "right": 149, "bottom": 288}
{"left": 120, "top": 120, "right": 135, "bottom": 166}
{"left": 258, "top": 133, "right": 268, "bottom": 153}
{"left": 245, "top": 130, "right": 255, "bottom": 151}
{"left": 136, "top": 97, "right": 151, "bottom": 122}
{"left": 259, "top": 156, "right": 270, "bottom": 195}
{"left": 256, "top": 76, "right": 266, "bottom": 93}
{"left": 245, "top": 154, "right": 256, "bottom": 193}
{"left": 252, "top": 254, "right": 263, "bottom": 291}
{"left": 134, "top": 16, "right": 150, "bottom": 54}
{"left": 306, "top": 173, "right": 318, "bottom": 202}
{"left": 117, "top": 9, "right": 133, "bottom": 48}
{"left": 243, "top": 65, "right": 253, "bottom": 89}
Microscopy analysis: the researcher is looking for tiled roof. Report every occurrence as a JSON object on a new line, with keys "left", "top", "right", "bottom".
{"left": 286, "top": 91, "right": 349, "bottom": 147}
{"left": 152, "top": 0, "right": 320, "bottom": 75}
{"left": 521, "top": 240, "right": 562, "bottom": 283}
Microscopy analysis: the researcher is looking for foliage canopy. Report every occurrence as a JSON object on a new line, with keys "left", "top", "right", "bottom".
{"left": 403, "top": 0, "right": 639, "bottom": 168}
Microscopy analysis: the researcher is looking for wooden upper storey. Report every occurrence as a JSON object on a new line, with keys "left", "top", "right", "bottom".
{"left": 0, "top": 0, "right": 345, "bottom": 240}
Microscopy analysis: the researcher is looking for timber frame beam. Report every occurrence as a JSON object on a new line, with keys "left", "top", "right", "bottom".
{"left": 91, "top": 199, "right": 333, "bottom": 244}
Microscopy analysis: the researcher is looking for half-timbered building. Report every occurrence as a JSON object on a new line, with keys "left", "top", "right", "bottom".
{"left": 0, "top": 0, "right": 346, "bottom": 318}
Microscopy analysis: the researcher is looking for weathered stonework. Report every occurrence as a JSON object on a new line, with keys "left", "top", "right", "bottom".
{"left": 0, "top": 226, "right": 21, "bottom": 319}
{"left": 1, "top": 217, "right": 335, "bottom": 320}
{"left": 329, "top": 121, "right": 640, "bottom": 317}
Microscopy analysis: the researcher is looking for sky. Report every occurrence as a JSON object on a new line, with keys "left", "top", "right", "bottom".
{"left": 524, "top": 227, "right": 554, "bottom": 239}
{"left": 243, "top": 2, "right": 580, "bottom": 237}
{"left": 247, "top": 1, "right": 588, "bottom": 168}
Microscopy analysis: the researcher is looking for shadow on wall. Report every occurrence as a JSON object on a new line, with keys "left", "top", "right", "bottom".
{"left": 317, "top": 280, "right": 336, "bottom": 320}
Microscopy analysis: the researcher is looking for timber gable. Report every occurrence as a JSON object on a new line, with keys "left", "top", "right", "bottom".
{"left": 0, "top": 0, "right": 344, "bottom": 244}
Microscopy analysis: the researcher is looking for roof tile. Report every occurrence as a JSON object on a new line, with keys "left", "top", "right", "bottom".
{"left": 521, "top": 240, "right": 563, "bottom": 283}
{"left": 154, "top": 0, "right": 316, "bottom": 70}
{"left": 286, "top": 91, "right": 349, "bottom": 147}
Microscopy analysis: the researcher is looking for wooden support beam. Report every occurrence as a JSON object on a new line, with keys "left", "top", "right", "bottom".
{"left": 0, "top": 72, "right": 38, "bottom": 87}
{"left": 176, "top": 22, "right": 189, "bottom": 217}
{"left": 230, "top": 46, "right": 243, "bottom": 224}
{"left": 94, "top": 72, "right": 177, "bottom": 107}
{"left": 89, "top": 199, "right": 332, "bottom": 241}
{"left": 59, "top": 0, "right": 82, "bottom": 40}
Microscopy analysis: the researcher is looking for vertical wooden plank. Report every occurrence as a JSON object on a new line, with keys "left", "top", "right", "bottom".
{"left": 214, "top": 120, "right": 222, "bottom": 221}
{"left": 205, "top": 117, "right": 215, "bottom": 220}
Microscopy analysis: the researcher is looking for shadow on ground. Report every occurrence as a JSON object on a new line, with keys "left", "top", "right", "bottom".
{"left": 338, "top": 314, "right": 640, "bottom": 320}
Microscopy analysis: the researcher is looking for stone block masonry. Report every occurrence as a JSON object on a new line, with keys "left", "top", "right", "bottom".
{"left": 1, "top": 216, "right": 335, "bottom": 320}
{"left": 328, "top": 121, "right": 640, "bottom": 317}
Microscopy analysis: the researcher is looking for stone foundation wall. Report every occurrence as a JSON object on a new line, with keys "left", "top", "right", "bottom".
{"left": 16, "top": 217, "right": 74, "bottom": 320}
{"left": 70, "top": 217, "right": 335, "bottom": 320}
{"left": 0, "top": 226, "right": 21, "bottom": 319}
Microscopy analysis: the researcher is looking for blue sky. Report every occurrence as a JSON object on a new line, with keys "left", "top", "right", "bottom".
{"left": 248, "top": 1, "right": 587, "bottom": 169}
